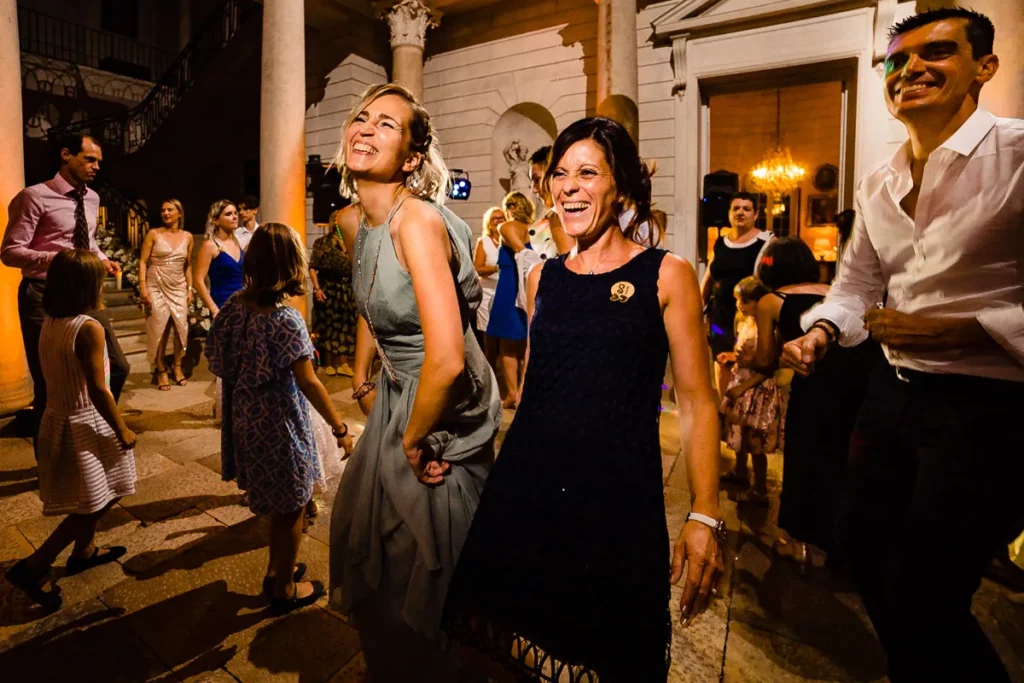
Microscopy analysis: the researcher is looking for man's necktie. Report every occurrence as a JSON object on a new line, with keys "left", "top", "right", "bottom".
{"left": 72, "top": 186, "right": 90, "bottom": 250}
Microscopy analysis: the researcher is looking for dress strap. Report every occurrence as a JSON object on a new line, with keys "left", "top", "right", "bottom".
{"left": 773, "top": 290, "right": 788, "bottom": 299}
{"left": 385, "top": 193, "right": 413, "bottom": 225}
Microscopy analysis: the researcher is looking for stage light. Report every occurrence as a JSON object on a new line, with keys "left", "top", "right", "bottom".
{"left": 449, "top": 169, "right": 471, "bottom": 201}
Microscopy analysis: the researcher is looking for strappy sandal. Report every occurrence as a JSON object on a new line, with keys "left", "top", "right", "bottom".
{"left": 262, "top": 563, "right": 307, "bottom": 598}
{"left": 269, "top": 580, "right": 325, "bottom": 616}
{"left": 172, "top": 364, "right": 187, "bottom": 386}
{"left": 65, "top": 546, "right": 127, "bottom": 576}
{"left": 4, "top": 560, "right": 62, "bottom": 611}
{"left": 154, "top": 369, "right": 171, "bottom": 391}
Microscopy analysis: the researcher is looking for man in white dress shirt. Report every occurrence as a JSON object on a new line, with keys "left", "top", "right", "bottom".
{"left": 235, "top": 195, "right": 259, "bottom": 251}
{"left": 782, "top": 9, "right": 1023, "bottom": 682}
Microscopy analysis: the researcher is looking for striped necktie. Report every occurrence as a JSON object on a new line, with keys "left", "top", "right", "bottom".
{"left": 72, "top": 185, "right": 90, "bottom": 250}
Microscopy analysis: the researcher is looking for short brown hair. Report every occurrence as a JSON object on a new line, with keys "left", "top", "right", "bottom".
{"left": 502, "top": 191, "right": 535, "bottom": 224}
{"left": 241, "top": 222, "right": 308, "bottom": 306}
{"left": 43, "top": 249, "right": 105, "bottom": 318}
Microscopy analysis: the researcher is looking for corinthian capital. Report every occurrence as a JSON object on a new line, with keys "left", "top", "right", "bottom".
{"left": 377, "top": 0, "right": 440, "bottom": 50}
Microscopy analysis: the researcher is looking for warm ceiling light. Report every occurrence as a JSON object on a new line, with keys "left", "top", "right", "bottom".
{"left": 750, "top": 89, "right": 806, "bottom": 200}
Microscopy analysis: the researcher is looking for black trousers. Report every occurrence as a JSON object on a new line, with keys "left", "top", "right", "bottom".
{"left": 836, "top": 363, "right": 1024, "bottom": 683}
{"left": 17, "top": 279, "right": 130, "bottom": 437}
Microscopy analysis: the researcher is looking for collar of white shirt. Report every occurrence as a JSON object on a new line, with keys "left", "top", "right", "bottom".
{"left": 887, "top": 108, "right": 996, "bottom": 177}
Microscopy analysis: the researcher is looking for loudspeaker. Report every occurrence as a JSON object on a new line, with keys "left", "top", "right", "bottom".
{"left": 313, "top": 167, "right": 349, "bottom": 224}
{"left": 701, "top": 170, "right": 739, "bottom": 228}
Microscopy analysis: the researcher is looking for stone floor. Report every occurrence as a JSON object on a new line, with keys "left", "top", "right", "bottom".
{"left": 1, "top": 358, "right": 1023, "bottom": 682}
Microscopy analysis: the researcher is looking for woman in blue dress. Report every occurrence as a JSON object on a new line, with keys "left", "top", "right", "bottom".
{"left": 486, "top": 190, "right": 534, "bottom": 408}
{"left": 194, "top": 199, "right": 245, "bottom": 318}
{"left": 206, "top": 222, "right": 353, "bottom": 613}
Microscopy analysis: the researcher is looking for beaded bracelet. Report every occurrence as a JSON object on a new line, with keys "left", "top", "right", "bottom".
{"left": 352, "top": 380, "right": 376, "bottom": 400}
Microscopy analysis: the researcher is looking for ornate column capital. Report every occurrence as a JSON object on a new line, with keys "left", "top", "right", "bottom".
{"left": 376, "top": 0, "right": 441, "bottom": 50}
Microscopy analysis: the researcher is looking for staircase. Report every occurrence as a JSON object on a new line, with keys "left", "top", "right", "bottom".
{"left": 45, "top": 0, "right": 261, "bottom": 249}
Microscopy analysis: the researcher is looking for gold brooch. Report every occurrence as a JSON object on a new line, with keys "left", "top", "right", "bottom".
{"left": 610, "top": 281, "right": 635, "bottom": 303}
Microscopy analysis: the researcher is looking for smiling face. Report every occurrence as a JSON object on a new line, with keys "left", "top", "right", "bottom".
{"left": 160, "top": 202, "right": 180, "bottom": 228}
{"left": 344, "top": 94, "right": 420, "bottom": 184}
{"left": 729, "top": 199, "right": 757, "bottom": 231}
{"left": 884, "top": 18, "right": 996, "bottom": 122}
{"left": 550, "top": 140, "right": 620, "bottom": 242}
{"left": 217, "top": 205, "right": 238, "bottom": 232}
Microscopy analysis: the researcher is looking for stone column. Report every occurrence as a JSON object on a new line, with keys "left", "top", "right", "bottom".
{"left": 379, "top": 0, "right": 439, "bottom": 101}
{"left": 260, "top": 0, "right": 307, "bottom": 313}
{"left": 0, "top": 0, "right": 32, "bottom": 415}
{"left": 597, "top": 0, "right": 639, "bottom": 141}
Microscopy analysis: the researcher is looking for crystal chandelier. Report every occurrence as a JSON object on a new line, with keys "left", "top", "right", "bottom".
{"left": 750, "top": 89, "right": 806, "bottom": 200}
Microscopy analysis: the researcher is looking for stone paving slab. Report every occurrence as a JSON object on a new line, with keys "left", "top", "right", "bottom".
{"left": 225, "top": 607, "right": 362, "bottom": 683}
{"left": 121, "top": 461, "right": 243, "bottom": 524}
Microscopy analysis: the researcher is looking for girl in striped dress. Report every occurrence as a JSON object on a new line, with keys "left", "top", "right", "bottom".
{"left": 4, "top": 249, "right": 137, "bottom": 611}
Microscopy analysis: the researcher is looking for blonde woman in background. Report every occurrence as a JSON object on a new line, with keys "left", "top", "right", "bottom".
{"left": 138, "top": 199, "right": 193, "bottom": 390}
{"left": 328, "top": 83, "right": 501, "bottom": 682}
{"left": 474, "top": 207, "right": 503, "bottom": 374}
{"left": 487, "top": 190, "right": 534, "bottom": 408}
{"left": 194, "top": 199, "right": 243, "bottom": 319}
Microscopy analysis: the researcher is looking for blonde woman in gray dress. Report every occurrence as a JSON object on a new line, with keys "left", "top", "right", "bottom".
{"left": 328, "top": 83, "right": 501, "bottom": 682}
{"left": 138, "top": 199, "right": 193, "bottom": 390}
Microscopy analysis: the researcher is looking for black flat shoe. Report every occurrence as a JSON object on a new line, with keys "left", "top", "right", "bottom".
{"left": 65, "top": 546, "right": 127, "bottom": 576}
{"left": 5, "top": 560, "right": 62, "bottom": 611}
{"left": 261, "top": 563, "right": 307, "bottom": 598}
{"left": 269, "top": 580, "right": 325, "bottom": 616}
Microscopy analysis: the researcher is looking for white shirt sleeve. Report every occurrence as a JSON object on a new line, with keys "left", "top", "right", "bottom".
{"left": 800, "top": 191, "right": 883, "bottom": 347}
{"left": 515, "top": 249, "right": 543, "bottom": 311}
{"left": 978, "top": 306, "right": 1024, "bottom": 367}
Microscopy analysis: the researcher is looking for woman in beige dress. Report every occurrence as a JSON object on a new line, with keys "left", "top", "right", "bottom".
{"left": 138, "top": 199, "right": 194, "bottom": 390}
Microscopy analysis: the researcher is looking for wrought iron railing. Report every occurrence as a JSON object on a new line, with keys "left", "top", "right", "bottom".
{"left": 48, "top": 0, "right": 258, "bottom": 156}
{"left": 95, "top": 179, "right": 151, "bottom": 250}
{"left": 18, "top": 6, "right": 176, "bottom": 82}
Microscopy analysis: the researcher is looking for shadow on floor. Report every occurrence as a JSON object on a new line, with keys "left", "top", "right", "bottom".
{"left": 0, "top": 581, "right": 263, "bottom": 681}
{"left": 122, "top": 515, "right": 268, "bottom": 581}
{"left": 731, "top": 532, "right": 887, "bottom": 681}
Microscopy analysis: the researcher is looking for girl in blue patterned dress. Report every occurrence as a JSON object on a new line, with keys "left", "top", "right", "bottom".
{"left": 206, "top": 222, "right": 354, "bottom": 614}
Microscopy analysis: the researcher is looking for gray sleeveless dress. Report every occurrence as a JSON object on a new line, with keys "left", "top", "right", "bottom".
{"left": 329, "top": 197, "right": 501, "bottom": 680}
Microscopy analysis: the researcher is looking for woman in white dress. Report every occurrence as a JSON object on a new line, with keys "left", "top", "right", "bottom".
{"left": 138, "top": 199, "right": 193, "bottom": 390}
{"left": 474, "top": 206, "right": 503, "bottom": 374}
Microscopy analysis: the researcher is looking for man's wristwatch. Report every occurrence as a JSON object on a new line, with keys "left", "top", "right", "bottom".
{"left": 686, "top": 512, "right": 727, "bottom": 542}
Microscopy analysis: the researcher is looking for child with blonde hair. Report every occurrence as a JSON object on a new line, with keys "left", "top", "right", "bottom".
{"left": 720, "top": 275, "right": 783, "bottom": 504}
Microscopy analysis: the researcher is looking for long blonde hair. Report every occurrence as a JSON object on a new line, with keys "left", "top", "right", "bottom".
{"left": 205, "top": 199, "right": 237, "bottom": 240}
{"left": 161, "top": 198, "right": 185, "bottom": 231}
{"left": 333, "top": 83, "right": 451, "bottom": 205}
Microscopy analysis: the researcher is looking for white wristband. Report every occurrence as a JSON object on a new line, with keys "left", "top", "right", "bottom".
{"left": 686, "top": 512, "right": 721, "bottom": 530}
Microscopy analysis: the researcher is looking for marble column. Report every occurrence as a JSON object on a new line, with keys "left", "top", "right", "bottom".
{"left": 379, "top": 0, "right": 439, "bottom": 101}
{"left": 0, "top": 0, "right": 32, "bottom": 415}
{"left": 260, "top": 0, "right": 307, "bottom": 313}
{"left": 597, "top": 0, "right": 639, "bottom": 141}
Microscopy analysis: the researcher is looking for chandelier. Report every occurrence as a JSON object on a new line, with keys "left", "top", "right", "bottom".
{"left": 750, "top": 89, "right": 806, "bottom": 200}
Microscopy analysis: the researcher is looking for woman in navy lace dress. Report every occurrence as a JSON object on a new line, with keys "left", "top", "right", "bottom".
{"left": 444, "top": 118, "right": 724, "bottom": 681}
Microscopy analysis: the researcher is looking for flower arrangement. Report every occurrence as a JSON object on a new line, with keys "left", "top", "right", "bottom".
{"left": 95, "top": 222, "right": 141, "bottom": 297}
{"left": 188, "top": 296, "right": 213, "bottom": 338}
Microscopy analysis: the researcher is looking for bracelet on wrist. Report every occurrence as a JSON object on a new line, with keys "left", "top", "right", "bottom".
{"left": 352, "top": 380, "right": 376, "bottom": 400}
{"left": 811, "top": 320, "right": 838, "bottom": 345}
{"left": 332, "top": 424, "right": 349, "bottom": 438}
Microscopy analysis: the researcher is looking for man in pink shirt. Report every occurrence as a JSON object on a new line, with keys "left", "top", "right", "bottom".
{"left": 1, "top": 133, "right": 130, "bottom": 439}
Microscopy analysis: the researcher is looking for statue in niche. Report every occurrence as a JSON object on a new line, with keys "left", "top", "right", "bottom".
{"left": 502, "top": 140, "right": 532, "bottom": 195}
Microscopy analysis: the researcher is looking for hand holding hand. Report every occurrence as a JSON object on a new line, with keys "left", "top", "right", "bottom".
{"left": 780, "top": 328, "right": 830, "bottom": 377}
{"left": 671, "top": 520, "right": 724, "bottom": 626}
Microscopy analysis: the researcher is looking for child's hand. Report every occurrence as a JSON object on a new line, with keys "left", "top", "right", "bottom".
{"left": 338, "top": 432, "right": 354, "bottom": 459}
{"left": 118, "top": 428, "right": 137, "bottom": 450}
{"left": 725, "top": 386, "right": 744, "bottom": 401}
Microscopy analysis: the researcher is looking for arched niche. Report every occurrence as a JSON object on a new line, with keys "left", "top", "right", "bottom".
{"left": 491, "top": 103, "right": 558, "bottom": 213}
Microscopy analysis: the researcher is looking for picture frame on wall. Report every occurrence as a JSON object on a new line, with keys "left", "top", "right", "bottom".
{"left": 809, "top": 194, "right": 838, "bottom": 227}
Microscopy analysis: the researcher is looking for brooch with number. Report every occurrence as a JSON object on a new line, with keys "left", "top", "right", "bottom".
{"left": 610, "top": 281, "right": 635, "bottom": 303}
